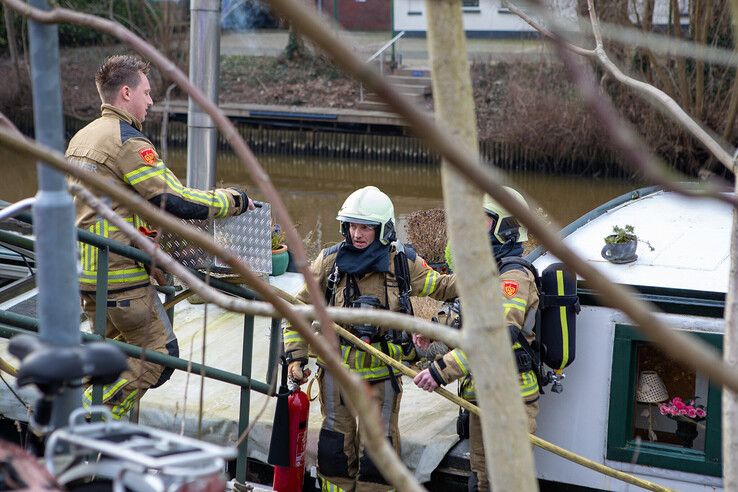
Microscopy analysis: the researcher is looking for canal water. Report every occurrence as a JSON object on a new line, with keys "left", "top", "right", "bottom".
{"left": 0, "top": 146, "right": 640, "bottom": 247}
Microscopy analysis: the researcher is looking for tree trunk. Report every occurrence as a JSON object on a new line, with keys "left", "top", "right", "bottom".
{"left": 2, "top": 6, "right": 22, "bottom": 89}
{"left": 723, "top": 179, "right": 738, "bottom": 492}
{"left": 723, "top": 6, "right": 738, "bottom": 491}
{"left": 425, "top": 1, "right": 538, "bottom": 490}
{"left": 283, "top": 25, "right": 309, "bottom": 60}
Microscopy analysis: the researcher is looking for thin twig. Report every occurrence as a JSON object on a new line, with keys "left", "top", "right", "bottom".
{"left": 0, "top": 0, "right": 339, "bottom": 356}
{"left": 507, "top": 0, "right": 736, "bottom": 173}
{"left": 0, "top": 127, "right": 420, "bottom": 490}
{"left": 263, "top": 0, "right": 738, "bottom": 396}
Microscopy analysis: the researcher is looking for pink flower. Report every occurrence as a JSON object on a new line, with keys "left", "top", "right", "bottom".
{"left": 679, "top": 409, "right": 688, "bottom": 416}
{"left": 696, "top": 408, "right": 706, "bottom": 418}
{"left": 659, "top": 405, "right": 668, "bottom": 415}
{"left": 672, "top": 397, "right": 683, "bottom": 405}
{"left": 674, "top": 400, "right": 686, "bottom": 410}
{"left": 687, "top": 408, "right": 697, "bottom": 418}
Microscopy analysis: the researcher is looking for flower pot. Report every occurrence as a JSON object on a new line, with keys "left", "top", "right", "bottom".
{"left": 674, "top": 420, "right": 699, "bottom": 448}
{"left": 601, "top": 236, "right": 637, "bottom": 264}
{"left": 271, "top": 245, "right": 289, "bottom": 276}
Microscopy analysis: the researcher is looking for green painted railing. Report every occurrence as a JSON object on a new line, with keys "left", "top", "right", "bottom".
{"left": 0, "top": 226, "right": 279, "bottom": 483}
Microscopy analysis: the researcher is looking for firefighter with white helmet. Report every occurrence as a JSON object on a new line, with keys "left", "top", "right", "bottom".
{"left": 415, "top": 187, "right": 540, "bottom": 492}
{"left": 283, "top": 186, "right": 458, "bottom": 491}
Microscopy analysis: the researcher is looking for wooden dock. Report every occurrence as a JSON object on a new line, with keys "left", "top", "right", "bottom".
{"left": 150, "top": 101, "right": 408, "bottom": 128}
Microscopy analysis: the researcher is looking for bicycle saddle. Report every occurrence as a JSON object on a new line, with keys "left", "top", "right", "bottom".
{"left": 9, "top": 335, "right": 128, "bottom": 391}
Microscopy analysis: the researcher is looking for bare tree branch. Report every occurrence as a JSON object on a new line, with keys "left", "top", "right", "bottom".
{"left": 507, "top": 0, "right": 737, "bottom": 173}
{"left": 0, "top": 0, "right": 340, "bottom": 357}
{"left": 0, "top": 125, "right": 424, "bottom": 492}
{"left": 263, "top": 0, "right": 738, "bottom": 394}
{"left": 426, "top": 1, "right": 537, "bottom": 490}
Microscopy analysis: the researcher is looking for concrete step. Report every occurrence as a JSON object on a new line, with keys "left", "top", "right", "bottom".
{"left": 385, "top": 83, "right": 431, "bottom": 96}
{"left": 356, "top": 100, "right": 393, "bottom": 111}
{"left": 391, "top": 67, "right": 432, "bottom": 77}
{"left": 365, "top": 91, "right": 426, "bottom": 104}
{"left": 386, "top": 74, "right": 433, "bottom": 87}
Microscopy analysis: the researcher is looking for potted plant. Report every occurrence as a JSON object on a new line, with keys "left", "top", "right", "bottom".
{"left": 271, "top": 224, "right": 289, "bottom": 276}
{"left": 658, "top": 396, "right": 707, "bottom": 448}
{"left": 601, "top": 225, "right": 653, "bottom": 264}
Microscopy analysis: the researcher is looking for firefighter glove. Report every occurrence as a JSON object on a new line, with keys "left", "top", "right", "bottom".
{"left": 227, "top": 187, "right": 253, "bottom": 215}
{"left": 288, "top": 360, "right": 311, "bottom": 385}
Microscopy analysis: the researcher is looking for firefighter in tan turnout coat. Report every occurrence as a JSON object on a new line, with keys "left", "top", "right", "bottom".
{"left": 283, "top": 186, "right": 458, "bottom": 492}
{"left": 414, "top": 188, "right": 539, "bottom": 492}
{"left": 67, "top": 55, "right": 254, "bottom": 419}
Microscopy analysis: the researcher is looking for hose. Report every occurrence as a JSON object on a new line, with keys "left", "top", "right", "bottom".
{"left": 164, "top": 285, "right": 673, "bottom": 492}
{"left": 0, "top": 355, "right": 17, "bottom": 377}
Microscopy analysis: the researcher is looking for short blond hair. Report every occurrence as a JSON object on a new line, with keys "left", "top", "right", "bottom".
{"left": 95, "top": 55, "right": 150, "bottom": 104}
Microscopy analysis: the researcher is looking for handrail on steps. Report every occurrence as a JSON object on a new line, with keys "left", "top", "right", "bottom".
{"left": 360, "top": 31, "right": 406, "bottom": 102}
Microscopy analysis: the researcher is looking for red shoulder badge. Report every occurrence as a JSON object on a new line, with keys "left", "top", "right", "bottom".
{"left": 138, "top": 148, "right": 157, "bottom": 166}
{"left": 502, "top": 280, "right": 519, "bottom": 298}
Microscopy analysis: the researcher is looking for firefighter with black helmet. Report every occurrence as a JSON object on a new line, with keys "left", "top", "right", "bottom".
{"left": 283, "top": 186, "right": 458, "bottom": 491}
{"left": 413, "top": 187, "right": 539, "bottom": 492}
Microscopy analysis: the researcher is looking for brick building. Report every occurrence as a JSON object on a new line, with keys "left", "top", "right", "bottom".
{"left": 318, "top": 0, "right": 392, "bottom": 31}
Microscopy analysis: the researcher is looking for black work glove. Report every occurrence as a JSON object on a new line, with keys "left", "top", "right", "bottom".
{"left": 227, "top": 187, "right": 251, "bottom": 215}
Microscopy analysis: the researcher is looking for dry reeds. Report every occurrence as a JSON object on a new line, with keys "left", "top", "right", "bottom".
{"left": 405, "top": 208, "right": 448, "bottom": 264}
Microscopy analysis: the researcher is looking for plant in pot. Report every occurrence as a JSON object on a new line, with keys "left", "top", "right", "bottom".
{"left": 601, "top": 225, "right": 653, "bottom": 264}
{"left": 271, "top": 224, "right": 289, "bottom": 276}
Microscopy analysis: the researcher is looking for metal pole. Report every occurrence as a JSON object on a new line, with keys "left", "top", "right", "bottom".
{"left": 265, "top": 317, "right": 282, "bottom": 394}
{"left": 390, "top": 0, "right": 396, "bottom": 68}
{"left": 187, "top": 0, "right": 221, "bottom": 189}
{"left": 28, "top": 0, "right": 82, "bottom": 428}
{"left": 236, "top": 314, "right": 254, "bottom": 482}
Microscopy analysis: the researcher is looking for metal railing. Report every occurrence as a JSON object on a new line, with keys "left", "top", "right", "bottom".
{"left": 359, "top": 31, "right": 406, "bottom": 103}
{"left": 0, "top": 223, "right": 280, "bottom": 484}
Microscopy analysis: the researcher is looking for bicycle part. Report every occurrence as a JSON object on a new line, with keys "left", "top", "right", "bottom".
{"left": 47, "top": 407, "right": 237, "bottom": 492}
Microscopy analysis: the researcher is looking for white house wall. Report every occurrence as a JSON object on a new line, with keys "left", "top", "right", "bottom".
{"left": 393, "top": 0, "right": 689, "bottom": 36}
{"left": 533, "top": 307, "right": 723, "bottom": 491}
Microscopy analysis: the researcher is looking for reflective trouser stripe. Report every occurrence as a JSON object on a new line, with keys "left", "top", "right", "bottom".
{"left": 82, "top": 379, "right": 138, "bottom": 420}
{"left": 83, "top": 377, "right": 127, "bottom": 404}
{"left": 319, "top": 475, "right": 394, "bottom": 492}
{"left": 110, "top": 390, "right": 138, "bottom": 420}
{"left": 320, "top": 477, "right": 347, "bottom": 492}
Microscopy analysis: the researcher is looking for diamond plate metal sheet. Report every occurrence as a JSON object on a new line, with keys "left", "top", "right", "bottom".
{"left": 214, "top": 203, "right": 272, "bottom": 274}
{"left": 159, "top": 220, "right": 211, "bottom": 270}
{"left": 159, "top": 203, "right": 272, "bottom": 275}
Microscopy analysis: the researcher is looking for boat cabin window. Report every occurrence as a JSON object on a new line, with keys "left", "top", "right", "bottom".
{"left": 607, "top": 324, "right": 722, "bottom": 477}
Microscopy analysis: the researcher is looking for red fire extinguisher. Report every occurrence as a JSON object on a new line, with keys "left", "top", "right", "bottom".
{"left": 273, "top": 386, "right": 309, "bottom": 492}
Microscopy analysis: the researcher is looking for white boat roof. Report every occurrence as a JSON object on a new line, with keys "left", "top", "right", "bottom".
{"left": 532, "top": 186, "right": 732, "bottom": 294}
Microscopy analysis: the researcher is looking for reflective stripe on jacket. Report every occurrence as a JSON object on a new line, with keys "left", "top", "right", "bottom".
{"left": 435, "top": 266, "right": 540, "bottom": 402}
{"left": 67, "top": 104, "right": 238, "bottom": 292}
{"left": 283, "top": 242, "right": 458, "bottom": 379}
